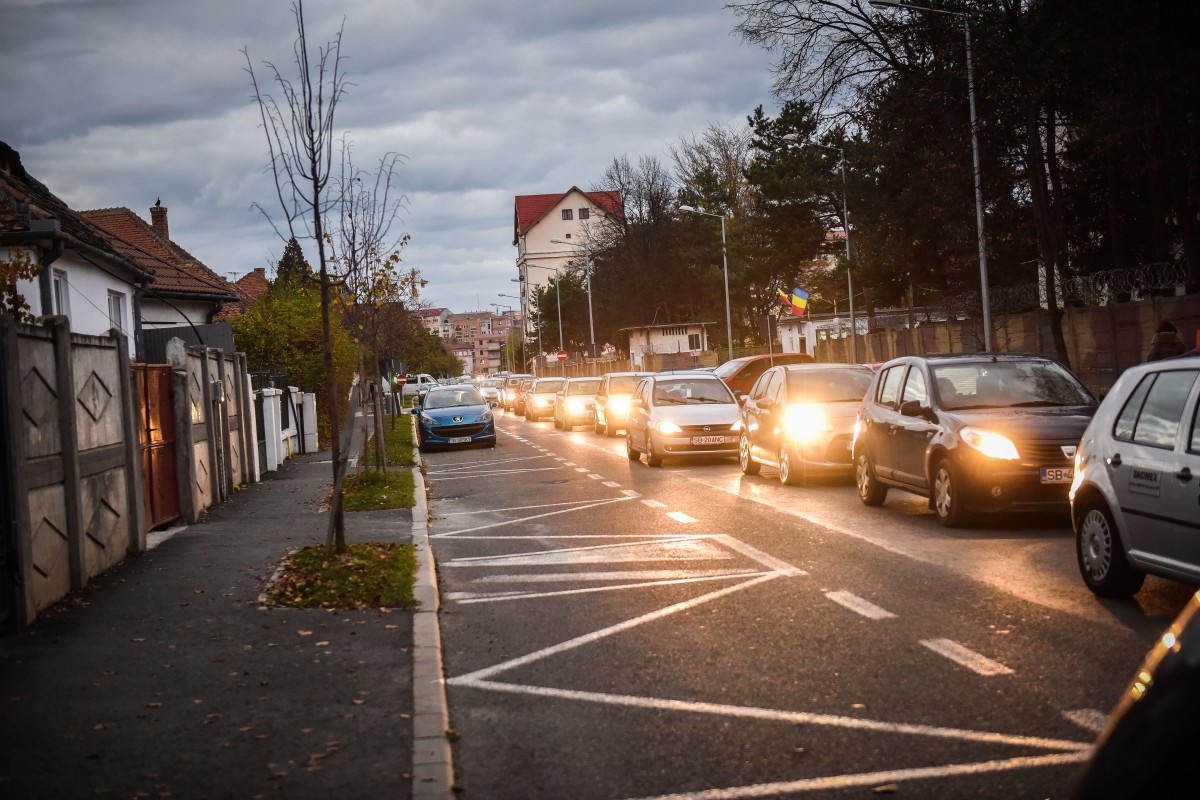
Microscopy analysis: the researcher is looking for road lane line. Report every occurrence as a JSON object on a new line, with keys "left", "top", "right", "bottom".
{"left": 473, "top": 568, "right": 761, "bottom": 583}
{"left": 444, "top": 537, "right": 730, "bottom": 566}
{"left": 448, "top": 678, "right": 1091, "bottom": 752}
{"left": 641, "top": 499, "right": 667, "bottom": 509}
{"left": 920, "top": 639, "right": 1014, "bottom": 676}
{"left": 712, "top": 535, "right": 807, "bottom": 577}
{"left": 427, "top": 468, "right": 562, "bottom": 481}
{"left": 437, "top": 499, "right": 605, "bottom": 516}
{"left": 431, "top": 496, "right": 638, "bottom": 538}
{"left": 621, "top": 489, "right": 641, "bottom": 497}
{"left": 588, "top": 474, "right": 604, "bottom": 480}
{"left": 825, "top": 591, "right": 897, "bottom": 620}
{"left": 454, "top": 573, "right": 781, "bottom": 682}
{"left": 575, "top": 467, "right": 590, "bottom": 472}
{"left": 603, "top": 481, "right": 621, "bottom": 488}
{"left": 666, "top": 511, "right": 697, "bottom": 524}
{"left": 1063, "top": 709, "right": 1108, "bottom": 733}
{"left": 447, "top": 572, "right": 770, "bottom": 604}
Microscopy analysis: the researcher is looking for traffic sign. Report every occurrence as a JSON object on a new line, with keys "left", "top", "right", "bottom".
{"left": 556, "top": 349, "right": 568, "bottom": 362}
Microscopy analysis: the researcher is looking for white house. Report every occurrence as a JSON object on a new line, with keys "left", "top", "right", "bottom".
{"left": 621, "top": 323, "right": 715, "bottom": 370}
{"left": 513, "top": 187, "right": 623, "bottom": 334}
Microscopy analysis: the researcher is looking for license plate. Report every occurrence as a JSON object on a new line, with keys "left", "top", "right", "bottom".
{"left": 690, "top": 435, "right": 729, "bottom": 445}
{"left": 1040, "top": 467, "right": 1073, "bottom": 484}
{"left": 448, "top": 436, "right": 472, "bottom": 444}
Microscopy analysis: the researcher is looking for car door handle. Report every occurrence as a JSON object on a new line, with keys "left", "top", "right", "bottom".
{"left": 1107, "top": 453, "right": 1122, "bottom": 467}
{"left": 1176, "top": 467, "right": 1193, "bottom": 482}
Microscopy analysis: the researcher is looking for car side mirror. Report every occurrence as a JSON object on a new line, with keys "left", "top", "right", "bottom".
{"left": 410, "top": 406, "right": 420, "bottom": 415}
{"left": 757, "top": 396, "right": 774, "bottom": 410}
{"left": 737, "top": 395, "right": 748, "bottom": 406}
{"left": 631, "top": 398, "right": 644, "bottom": 408}
{"left": 899, "top": 399, "right": 932, "bottom": 419}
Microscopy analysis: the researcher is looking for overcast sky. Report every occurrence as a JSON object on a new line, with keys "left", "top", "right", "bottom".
{"left": 1, "top": 0, "right": 778, "bottom": 314}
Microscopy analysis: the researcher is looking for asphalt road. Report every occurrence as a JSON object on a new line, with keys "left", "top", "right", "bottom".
{"left": 426, "top": 409, "right": 1196, "bottom": 799}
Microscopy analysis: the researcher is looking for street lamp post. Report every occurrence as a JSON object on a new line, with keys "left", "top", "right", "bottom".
{"left": 870, "top": 0, "right": 992, "bottom": 350}
{"left": 549, "top": 238, "right": 597, "bottom": 361}
{"left": 677, "top": 206, "right": 734, "bottom": 360}
{"left": 522, "top": 263, "right": 565, "bottom": 375}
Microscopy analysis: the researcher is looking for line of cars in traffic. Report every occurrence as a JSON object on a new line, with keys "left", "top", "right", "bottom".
{"left": 451, "top": 351, "right": 1200, "bottom": 605}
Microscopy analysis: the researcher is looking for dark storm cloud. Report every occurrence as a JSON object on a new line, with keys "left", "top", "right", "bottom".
{"left": 0, "top": 0, "right": 775, "bottom": 311}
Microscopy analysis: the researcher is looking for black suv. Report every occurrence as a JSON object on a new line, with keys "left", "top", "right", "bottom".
{"left": 853, "top": 354, "right": 1097, "bottom": 526}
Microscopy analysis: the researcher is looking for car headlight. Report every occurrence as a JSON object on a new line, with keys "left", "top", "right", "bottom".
{"left": 535, "top": 397, "right": 551, "bottom": 407}
{"left": 420, "top": 413, "right": 436, "bottom": 425}
{"left": 783, "top": 403, "right": 833, "bottom": 442}
{"left": 609, "top": 396, "right": 631, "bottom": 415}
{"left": 960, "top": 427, "right": 1020, "bottom": 460}
{"left": 730, "top": 418, "right": 743, "bottom": 432}
{"left": 655, "top": 420, "right": 683, "bottom": 434}
{"left": 481, "top": 410, "right": 493, "bottom": 422}
{"left": 567, "top": 398, "right": 586, "bottom": 414}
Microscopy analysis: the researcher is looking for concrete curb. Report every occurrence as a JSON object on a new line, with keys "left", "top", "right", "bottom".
{"left": 410, "top": 431, "right": 456, "bottom": 798}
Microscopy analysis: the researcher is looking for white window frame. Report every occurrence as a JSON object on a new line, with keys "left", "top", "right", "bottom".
{"left": 107, "top": 290, "right": 127, "bottom": 333}
{"left": 52, "top": 268, "right": 71, "bottom": 317}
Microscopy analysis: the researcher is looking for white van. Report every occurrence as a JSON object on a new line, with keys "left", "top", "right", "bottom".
{"left": 400, "top": 373, "right": 438, "bottom": 399}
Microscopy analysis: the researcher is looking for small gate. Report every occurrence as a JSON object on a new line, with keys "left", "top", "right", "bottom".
{"left": 132, "top": 364, "right": 181, "bottom": 530}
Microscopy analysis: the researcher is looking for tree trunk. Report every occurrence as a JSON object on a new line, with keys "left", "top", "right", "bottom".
{"left": 1023, "top": 102, "right": 1071, "bottom": 365}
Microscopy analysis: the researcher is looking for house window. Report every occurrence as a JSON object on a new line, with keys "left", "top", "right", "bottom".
{"left": 107, "top": 291, "right": 127, "bottom": 332}
{"left": 579, "top": 208, "right": 590, "bottom": 220}
{"left": 52, "top": 269, "right": 71, "bottom": 317}
{"left": 561, "top": 209, "right": 573, "bottom": 221}
{"left": 688, "top": 333, "right": 701, "bottom": 351}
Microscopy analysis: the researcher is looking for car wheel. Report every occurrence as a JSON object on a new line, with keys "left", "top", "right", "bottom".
{"left": 855, "top": 452, "right": 887, "bottom": 506}
{"left": 1077, "top": 498, "right": 1145, "bottom": 597}
{"left": 595, "top": 418, "right": 605, "bottom": 435}
{"left": 646, "top": 434, "right": 663, "bottom": 467}
{"left": 779, "top": 443, "right": 804, "bottom": 486}
{"left": 605, "top": 423, "right": 618, "bottom": 437}
{"left": 932, "top": 458, "right": 969, "bottom": 528}
{"left": 554, "top": 412, "right": 562, "bottom": 430}
{"left": 626, "top": 433, "right": 640, "bottom": 461}
{"left": 739, "top": 434, "right": 760, "bottom": 476}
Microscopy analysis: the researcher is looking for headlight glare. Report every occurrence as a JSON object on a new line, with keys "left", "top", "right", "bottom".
{"left": 656, "top": 420, "right": 683, "bottom": 434}
{"left": 783, "top": 403, "right": 832, "bottom": 441}
{"left": 961, "top": 427, "right": 1020, "bottom": 460}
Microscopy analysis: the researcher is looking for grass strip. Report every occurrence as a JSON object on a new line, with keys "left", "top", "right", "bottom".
{"left": 365, "top": 412, "right": 415, "bottom": 467}
{"left": 267, "top": 542, "right": 419, "bottom": 609}
{"left": 342, "top": 468, "right": 415, "bottom": 511}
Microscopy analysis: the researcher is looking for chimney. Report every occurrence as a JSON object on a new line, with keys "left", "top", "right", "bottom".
{"left": 150, "top": 199, "right": 169, "bottom": 240}
{"left": 254, "top": 267, "right": 266, "bottom": 277}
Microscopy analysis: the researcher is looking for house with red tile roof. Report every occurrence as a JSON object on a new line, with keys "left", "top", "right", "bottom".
{"left": 217, "top": 267, "right": 271, "bottom": 319}
{"left": 81, "top": 203, "right": 238, "bottom": 334}
{"left": 1, "top": 141, "right": 150, "bottom": 358}
{"left": 512, "top": 187, "right": 622, "bottom": 339}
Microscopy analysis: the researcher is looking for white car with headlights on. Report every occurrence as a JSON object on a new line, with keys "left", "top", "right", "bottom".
{"left": 1069, "top": 355, "right": 1200, "bottom": 597}
{"left": 626, "top": 372, "right": 743, "bottom": 467}
{"left": 739, "top": 364, "right": 875, "bottom": 485}
{"left": 594, "top": 371, "right": 654, "bottom": 435}
{"left": 852, "top": 354, "right": 1097, "bottom": 527}
{"left": 553, "top": 376, "right": 601, "bottom": 430}
{"left": 523, "top": 377, "right": 565, "bottom": 422}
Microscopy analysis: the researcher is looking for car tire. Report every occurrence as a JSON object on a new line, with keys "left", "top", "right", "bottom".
{"left": 595, "top": 418, "right": 605, "bottom": 435}
{"left": 605, "top": 424, "right": 618, "bottom": 437}
{"left": 528, "top": 410, "right": 538, "bottom": 422}
{"left": 932, "top": 458, "right": 969, "bottom": 528}
{"left": 646, "top": 434, "right": 663, "bottom": 467}
{"left": 1077, "top": 498, "right": 1145, "bottom": 597}
{"left": 554, "top": 413, "right": 562, "bottom": 430}
{"left": 855, "top": 452, "right": 887, "bottom": 506}
{"left": 739, "top": 434, "right": 760, "bottom": 476}
{"left": 626, "top": 433, "right": 640, "bottom": 461}
{"left": 779, "top": 443, "right": 804, "bottom": 486}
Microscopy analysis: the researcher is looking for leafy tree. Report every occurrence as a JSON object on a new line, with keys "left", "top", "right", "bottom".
{"left": 1, "top": 248, "right": 39, "bottom": 322}
{"left": 273, "top": 236, "right": 312, "bottom": 287}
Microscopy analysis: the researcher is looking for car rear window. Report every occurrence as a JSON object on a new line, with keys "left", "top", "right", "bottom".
{"left": 787, "top": 369, "right": 873, "bottom": 403}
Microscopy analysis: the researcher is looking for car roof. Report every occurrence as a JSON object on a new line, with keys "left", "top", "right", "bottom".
{"left": 777, "top": 363, "right": 874, "bottom": 372}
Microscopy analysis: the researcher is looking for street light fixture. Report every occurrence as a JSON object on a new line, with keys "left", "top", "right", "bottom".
{"left": 549, "top": 238, "right": 597, "bottom": 361}
{"left": 678, "top": 206, "right": 734, "bottom": 360}
{"left": 870, "top": 0, "right": 992, "bottom": 350}
{"left": 782, "top": 136, "right": 857, "bottom": 363}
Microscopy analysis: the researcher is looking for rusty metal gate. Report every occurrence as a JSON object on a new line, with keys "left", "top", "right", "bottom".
{"left": 132, "top": 364, "right": 180, "bottom": 530}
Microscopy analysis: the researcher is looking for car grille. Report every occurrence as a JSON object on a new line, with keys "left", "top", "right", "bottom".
{"left": 1019, "top": 440, "right": 1075, "bottom": 463}
{"left": 432, "top": 423, "right": 486, "bottom": 437}
{"left": 678, "top": 423, "right": 736, "bottom": 434}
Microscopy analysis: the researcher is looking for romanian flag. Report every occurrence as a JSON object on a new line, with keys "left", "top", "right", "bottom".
{"left": 777, "top": 287, "right": 810, "bottom": 317}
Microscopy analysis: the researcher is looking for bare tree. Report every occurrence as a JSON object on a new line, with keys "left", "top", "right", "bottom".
{"left": 244, "top": 0, "right": 350, "bottom": 554}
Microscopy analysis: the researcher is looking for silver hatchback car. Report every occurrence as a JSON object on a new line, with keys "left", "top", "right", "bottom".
{"left": 626, "top": 372, "right": 743, "bottom": 467}
{"left": 1070, "top": 355, "right": 1200, "bottom": 597}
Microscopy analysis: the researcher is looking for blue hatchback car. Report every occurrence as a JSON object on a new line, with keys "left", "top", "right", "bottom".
{"left": 413, "top": 386, "right": 496, "bottom": 451}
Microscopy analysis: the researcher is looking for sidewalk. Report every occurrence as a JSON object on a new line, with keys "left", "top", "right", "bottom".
{"left": 0, "top": 411, "right": 436, "bottom": 798}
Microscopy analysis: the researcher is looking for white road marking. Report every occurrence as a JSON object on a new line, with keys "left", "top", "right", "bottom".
{"left": 448, "top": 678, "right": 1091, "bottom": 753}
{"left": 437, "top": 499, "right": 606, "bottom": 516}
{"left": 666, "top": 511, "right": 697, "bottom": 524}
{"left": 615, "top": 753, "right": 1089, "bottom": 800}
{"left": 920, "top": 639, "right": 1014, "bottom": 676}
{"left": 575, "top": 467, "right": 590, "bottom": 473}
{"left": 472, "top": 568, "right": 762, "bottom": 583}
{"left": 588, "top": 474, "right": 603, "bottom": 480}
{"left": 555, "top": 457, "right": 567, "bottom": 462}
{"left": 446, "top": 572, "right": 770, "bottom": 604}
{"left": 444, "top": 537, "right": 733, "bottom": 567}
{"left": 641, "top": 499, "right": 667, "bottom": 509}
{"left": 1063, "top": 708, "right": 1108, "bottom": 733}
{"left": 825, "top": 591, "right": 897, "bottom": 620}
{"left": 564, "top": 462, "right": 576, "bottom": 466}
{"left": 431, "top": 496, "right": 638, "bottom": 538}
{"left": 603, "top": 481, "right": 621, "bottom": 488}
{"left": 621, "top": 489, "right": 641, "bottom": 497}
{"left": 424, "top": 455, "right": 549, "bottom": 474}
{"left": 427, "top": 467, "right": 561, "bottom": 481}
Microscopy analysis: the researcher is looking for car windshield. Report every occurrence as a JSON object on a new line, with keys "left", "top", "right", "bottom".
{"left": 787, "top": 369, "right": 874, "bottom": 402}
{"left": 608, "top": 376, "right": 642, "bottom": 393}
{"left": 534, "top": 379, "right": 566, "bottom": 393}
{"left": 422, "top": 388, "right": 485, "bottom": 409}
{"left": 712, "top": 358, "right": 749, "bottom": 379}
{"left": 566, "top": 380, "right": 600, "bottom": 395}
{"left": 933, "top": 361, "right": 1095, "bottom": 410}
{"left": 653, "top": 379, "right": 733, "bottom": 405}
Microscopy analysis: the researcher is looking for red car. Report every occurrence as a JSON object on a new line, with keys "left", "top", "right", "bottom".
{"left": 713, "top": 353, "right": 815, "bottom": 397}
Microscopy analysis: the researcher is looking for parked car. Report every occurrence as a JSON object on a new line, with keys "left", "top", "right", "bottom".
{"left": 477, "top": 378, "right": 503, "bottom": 407}
{"left": 553, "top": 377, "right": 602, "bottom": 430}
{"left": 853, "top": 354, "right": 1098, "bottom": 527}
{"left": 593, "top": 371, "right": 654, "bottom": 435}
{"left": 626, "top": 372, "right": 742, "bottom": 467}
{"left": 1069, "top": 590, "right": 1200, "bottom": 799}
{"left": 523, "top": 377, "right": 566, "bottom": 421}
{"left": 713, "top": 352, "right": 815, "bottom": 397}
{"left": 1069, "top": 355, "right": 1200, "bottom": 597}
{"left": 513, "top": 378, "right": 535, "bottom": 416}
{"left": 412, "top": 385, "right": 496, "bottom": 451}
{"left": 501, "top": 373, "right": 534, "bottom": 411}
{"left": 400, "top": 373, "right": 438, "bottom": 400}
{"left": 739, "top": 363, "right": 875, "bottom": 485}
